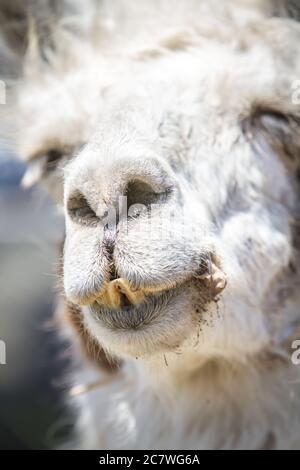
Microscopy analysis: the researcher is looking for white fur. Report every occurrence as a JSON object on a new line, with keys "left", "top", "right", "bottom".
{"left": 6, "top": 0, "right": 300, "bottom": 449}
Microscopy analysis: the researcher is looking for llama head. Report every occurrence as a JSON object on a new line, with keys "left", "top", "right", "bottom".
{"left": 2, "top": 1, "right": 300, "bottom": 365}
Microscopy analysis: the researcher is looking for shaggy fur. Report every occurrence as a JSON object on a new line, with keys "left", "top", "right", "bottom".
{"left": 2, "top": 0, "right": 300, "bottom": 449}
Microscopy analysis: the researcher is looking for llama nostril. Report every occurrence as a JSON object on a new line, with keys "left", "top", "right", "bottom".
{"left": 125, "top": 179, "right": 172, "bottom": 213}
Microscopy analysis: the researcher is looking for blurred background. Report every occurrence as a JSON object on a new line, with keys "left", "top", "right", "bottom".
{"left": 0, "top": 150, "right": 73, "bottom": 449}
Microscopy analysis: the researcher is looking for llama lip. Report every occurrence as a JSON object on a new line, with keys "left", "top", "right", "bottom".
{"left": 88, "top": 260, "right": 226, "bottom": 331}
{"left": 89, "top": 287, "right": 178, "bottom": 331}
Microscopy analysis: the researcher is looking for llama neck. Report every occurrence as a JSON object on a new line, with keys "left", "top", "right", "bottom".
{"left": 119, "top": 351, "right": 300, "bottom": 449}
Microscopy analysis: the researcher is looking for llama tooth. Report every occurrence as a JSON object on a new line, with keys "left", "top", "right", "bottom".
{"left": 103, "top": 278, "right": 145, "bottom": 309}
{"left": 115, "top": 278, "right": 145, "bottom": 306}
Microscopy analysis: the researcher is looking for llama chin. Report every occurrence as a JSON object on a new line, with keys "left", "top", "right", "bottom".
{"left": 2, "top": 0, "right": 300, "bottom": 449}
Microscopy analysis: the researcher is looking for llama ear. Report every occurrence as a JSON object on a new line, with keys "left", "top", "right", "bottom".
{"left": 283, "top": 1, "right": 300, "bottom": 20}
{"left": 274, "top": 0, "right": 300, "bottom": 20}
{"left": 0, "top": 1, "right": 29, "bottom": 57}
{"left": 0, "top": 1, "right": 80, "bottom": 67}
{"left": 242, "top": 108, "right": 300, "bottom": 176}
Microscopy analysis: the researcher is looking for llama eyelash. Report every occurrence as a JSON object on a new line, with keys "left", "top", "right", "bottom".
{"left": 21, "top": 155, "right": 49, "bottom": 188}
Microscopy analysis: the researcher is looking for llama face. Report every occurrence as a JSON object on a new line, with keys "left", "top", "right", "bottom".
{"left": 14, "top": 13, "right": 300, "bottom": 361}
{"left": 62, "top": 72, "right": 230, "bottom": 358}
{"left": 53, "top": 47, "right": 297, "bottom": 360}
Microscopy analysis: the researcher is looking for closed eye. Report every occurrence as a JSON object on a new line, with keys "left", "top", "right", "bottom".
{"left": 21, "top": 149, "right": 66, "bottom": 188}
{"left": 22, "top": 144, "right": 85, "bottom": 188}
{"left": 45, "top": 149, "right": 65, "bottom": 171}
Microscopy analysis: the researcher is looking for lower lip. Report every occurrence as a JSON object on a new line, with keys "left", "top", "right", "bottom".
{"left": 89, "top": 288, "right": 178, "bottom": 331}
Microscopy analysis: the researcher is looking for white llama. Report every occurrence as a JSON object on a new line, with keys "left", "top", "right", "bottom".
{"left": 1, "top": 0, "right": 300, "bottom": 449}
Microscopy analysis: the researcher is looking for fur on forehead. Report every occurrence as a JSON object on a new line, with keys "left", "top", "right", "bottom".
{"left": 2, "top": 1, "right": 300, "bottom": 188}
{"left": 1, "top": 0, "right": 299, "bottom": 80}
{"left": 19, "top": 16, "right": 300, "bottom": 150}
{"left": 0, "top": 1, "right": 295, "bottom": 79}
